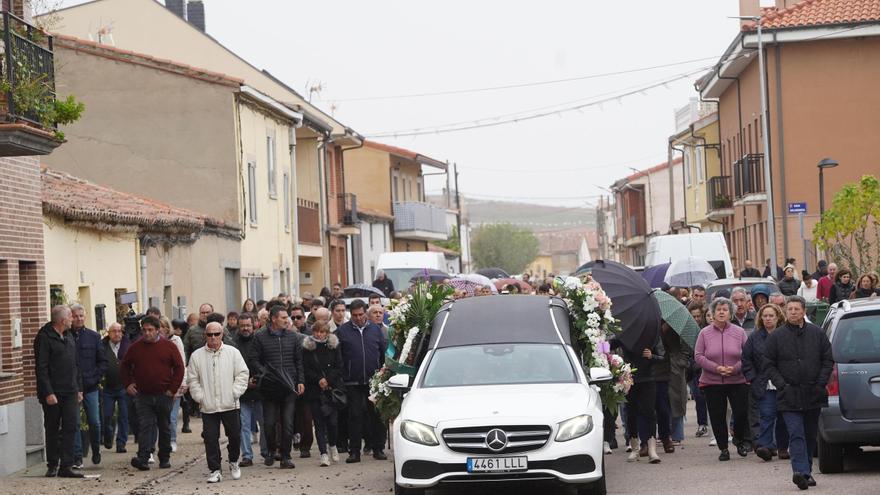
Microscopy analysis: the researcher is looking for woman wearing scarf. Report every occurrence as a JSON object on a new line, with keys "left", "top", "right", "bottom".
{"left": 302, "top": 321, "right": 344, "bottom": 467}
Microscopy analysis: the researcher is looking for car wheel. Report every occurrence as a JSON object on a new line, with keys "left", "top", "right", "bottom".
{"left": 817, "top": 435, "right": 845, "bottom": 474}
{"left": 394, "top": 483, "right": 425, "bottom": 495}
{"left": 577, "top": 459, "right": 606, "bottom": 495}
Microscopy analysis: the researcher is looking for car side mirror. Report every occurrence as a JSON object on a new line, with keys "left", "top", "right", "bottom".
{"left": 387, "top": 373, "right": 411, "bottom": 391}
{"left": 589, "top": 367, "right": 613, "bottom": 384}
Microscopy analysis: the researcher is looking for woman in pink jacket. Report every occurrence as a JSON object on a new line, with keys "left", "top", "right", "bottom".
{"left": 695, "top": 296, "right": 750, "bottom": 461}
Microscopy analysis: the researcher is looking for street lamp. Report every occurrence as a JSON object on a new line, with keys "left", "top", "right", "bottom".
{"left": 817, "top": 157, "right": 839, "bottom": 217}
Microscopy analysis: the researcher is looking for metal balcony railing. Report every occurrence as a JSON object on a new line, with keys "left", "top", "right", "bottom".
{"left": 1, "top": 11, "right": 55, "bottom": 127}
{"left": 733, "top": 154, "right": 765, "bottom": 198}
{"left": 393, "top": 201, "right": 446, "bottom": 236}
{"left": 707, "top": 175, "right": 733, "bottom": 210}
{"left": 337, "top": 192, "right": 358, "bottom": 225}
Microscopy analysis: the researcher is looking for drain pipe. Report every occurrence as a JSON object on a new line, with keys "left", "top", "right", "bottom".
{"left": 138, "top": 237, "right": 149, "bottom": 312}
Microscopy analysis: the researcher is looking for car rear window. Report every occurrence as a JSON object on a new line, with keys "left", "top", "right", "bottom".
{"left": 706, "top": 282, "right": 780, "bottom": 300}
{"left": 832, "top": 310, "right": 880, "bottom": 364}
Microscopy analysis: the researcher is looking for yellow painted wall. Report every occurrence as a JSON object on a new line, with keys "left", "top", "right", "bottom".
{"left": 527, "top": 255, "right": 554, "bottom": 280}
{"left": 680, "top": 117, "right": 721, "bottom": 228}
{"left": 345, "top": 147, "right": 392, "bottom": 215}
{"left": 43, "top": 217, "right": 138, "bottom": 329}
{"left": 295, "top": 136, "right": 322, "bottom": 203}
{"left": 238, "top": 101, "right": 295, "bottom": 300}
{"left": 299, "top": 257, "right": 325, "bottom": 295}
{"left": 390, "top": 161, "right": 423, "bottom": 202}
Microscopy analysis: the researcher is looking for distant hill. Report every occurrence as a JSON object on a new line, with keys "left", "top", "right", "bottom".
{"left": 430, "top": 195, "right": 595, "bottom": 231}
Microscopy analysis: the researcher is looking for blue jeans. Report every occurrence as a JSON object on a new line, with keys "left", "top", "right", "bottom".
{"left": 757, "top": 390, "right": 789, "bottom": 450}
{"left": 240, "top": 399, "right": 267, "bottom": 460}
{"left": 169, "top": 397, "right": 181, "bottom": 443}
{"left": 689, "top": 375, "right": 708, "bottom": 426}
{"left": 102, "top": 387, "right": 128, "bottom": 448}
{"left": 782, "top": 409, "right": 820, "bottom": 475}
{"left": 73, "top": 390, "right": 101, "bottom": 460}
{"left": 671, "top": 416, "right": 685, "bottom": 442}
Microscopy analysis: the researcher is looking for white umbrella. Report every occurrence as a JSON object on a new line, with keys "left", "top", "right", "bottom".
{"left": 461, "top": 273, "right": 498, "bottom": 293}
{"left": 664, "top": 256, "right": 718, "bottom": 287}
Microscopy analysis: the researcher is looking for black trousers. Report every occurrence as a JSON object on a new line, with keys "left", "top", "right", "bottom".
{"left": 135, "top": 394, "right": 173, "bottom": 462}
{"left": 202, "top": 409, "right": 241, "bottom": 471}
{"left": 43, "top": 394, "right": 79, "bottom": 469}
{"left": 293, "top": 395, "right": 314, "bottom": 452}
{"left": 703, "top": 384, "right": 750, "bottom": 451}
{"left": 309, "top": 398, "right": 339, "bottom": 455}
{"left": 626, "top": 380, "right": 657, "bottom": 444}
{"left": 336, "top": 405, "right": 349, "bottom": 452}
{"left": 262, "top": 393, "right": 296, "bottom": 459}
{"left": 346, "top": 385, "right": 385, "bottom": 455}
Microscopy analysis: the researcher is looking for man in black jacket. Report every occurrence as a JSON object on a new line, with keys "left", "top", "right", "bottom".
{"left": 764, "top": 296, "right": 834, "bottom": 490}
{"left": 250, "top": 305, "right": 305, "bottom": 469}
{"left": 372, "top": 270, "right": 394, "bottom": 297}
{"left": 70, "top": 304, "right": 108, "bottom": 467}
{"left": 101, "top": 322, "right": 131, "bottom": 453}
{"left": 337, "top": 299, "right": 387, "bottom": 462}
{"left": 232, "top": 313, "right": 266, "bottom": 466}
{"left": 35, "top": 306, "right": 84, "bottom": 478}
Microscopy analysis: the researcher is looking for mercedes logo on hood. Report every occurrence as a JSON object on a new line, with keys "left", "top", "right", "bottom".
{"left": 486, "top": 428, "right": 508, "bottom": 452}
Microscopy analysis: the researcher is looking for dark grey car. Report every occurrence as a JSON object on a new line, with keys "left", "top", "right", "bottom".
{"left": 818, "top": 298, "right": 880, "bottom": 473}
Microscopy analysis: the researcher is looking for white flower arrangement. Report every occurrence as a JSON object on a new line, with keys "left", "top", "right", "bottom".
{"left": 398, "top": 327, "right": 421, "bottom": 364}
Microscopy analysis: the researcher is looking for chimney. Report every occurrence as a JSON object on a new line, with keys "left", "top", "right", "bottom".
{"left": 739, "top": 0, "right": 761, "bottom": 26}
{"left": 165, "top": 0, "right": 185, "bottom": 19}
{"left": 186, "top": 0, "right": 205, "bottom": 32}
{"left": 774, "top": 0, "right": 797, "bottom": 10}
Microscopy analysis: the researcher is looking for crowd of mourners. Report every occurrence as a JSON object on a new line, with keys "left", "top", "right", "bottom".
{"left": 32, "top": 259, "right": 873, "bottom": 489}
{"left": 603, "top": 258, "right": 877, "bottom": 491}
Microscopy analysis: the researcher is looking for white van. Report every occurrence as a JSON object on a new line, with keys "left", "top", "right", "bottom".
{"left": 645, "top": 232, "right": 733, "bottom": 279}
{"left": 376, "top": 252, "right": 447, "bottom": 292}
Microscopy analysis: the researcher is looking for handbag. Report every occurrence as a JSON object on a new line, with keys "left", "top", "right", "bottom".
{"left": 311, "top": 348, "right": 347, "bottom": 410}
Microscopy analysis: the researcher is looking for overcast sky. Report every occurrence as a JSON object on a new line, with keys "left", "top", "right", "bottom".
{"left": 59, "top": 0, "right": 749, "bottom": 206}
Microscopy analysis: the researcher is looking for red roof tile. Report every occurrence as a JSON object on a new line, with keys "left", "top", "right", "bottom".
{"left": 41, "top": 166, "right": 234, "bottom": 235}
{"left": 534, "top": 228, "right": 595, "bottom": 256}
{"left": 745, "top": 0, "right": 880, "bottom": 30}
{"left": 625, "top": 157, "right": 682, "bottom": 182}
{"left": 363, "top": 140, "right": 446, "bottom": 168}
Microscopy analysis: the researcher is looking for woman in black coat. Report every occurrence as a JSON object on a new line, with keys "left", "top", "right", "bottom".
{"left": 828, "top": 269, "right": 855, "bottom": 304}
{"left": 302, "top": 321, "right": 344, "bottom": 466}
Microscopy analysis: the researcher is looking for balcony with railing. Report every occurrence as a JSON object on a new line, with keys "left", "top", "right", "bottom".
{"left": 0, "top": 11, "right": 66, "bottom": 156}
{"left": 393, "top": 201, "right": 448, "bottom": 241}
{"left": 707, "top": 175, "right": 734, "bottom": 219}
{"left": 335, "top": 192, "right": 359, "bottom": 235}
{"left": 732, "top": 153, "right": 766, "bottom": 204}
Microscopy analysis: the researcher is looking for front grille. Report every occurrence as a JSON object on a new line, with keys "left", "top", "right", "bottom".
{"left": 441, "top": 425, "right": 552, "bottom": 454}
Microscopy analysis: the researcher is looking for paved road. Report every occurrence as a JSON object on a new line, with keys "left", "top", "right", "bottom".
{"left": 6, "top": 404, "right": 880, "bottom": 494}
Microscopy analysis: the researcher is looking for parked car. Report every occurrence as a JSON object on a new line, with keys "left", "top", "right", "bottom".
{"left": 705, "top": 277, "right": 779, "bottom": 300}
{"left": 389, "top": 295, "right": 610, "bottom": 495}
{"left": 818, "top": 298, "right": 880, "bottom": 473}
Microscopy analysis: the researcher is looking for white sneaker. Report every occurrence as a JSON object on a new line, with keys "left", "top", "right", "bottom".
{"left": 320, "top": 453, "right": 330, "bottom": 467}
{"left": 709, "top": 437, "right": 717, "bottom": 446}
{"left": 171, "top": 442, "right": 177, "bottom": 453}
{"left": 229, "top": 461, "right": 241, "bottom": 480}
{"left": 329, "top": 446, "right": 339, "bottom": 463}
{"left": 148, "top": 453, "right": 155, "bottom": 464}
{"left": 207, "top": 470, "right": 222, "bottom": 483}
{"left": 603, "top": 441, "right": 612, "bottom": 454}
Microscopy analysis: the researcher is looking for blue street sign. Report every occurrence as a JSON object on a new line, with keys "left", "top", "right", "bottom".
{"left": 788, "top": 202, "right": 807, "bottom": 214}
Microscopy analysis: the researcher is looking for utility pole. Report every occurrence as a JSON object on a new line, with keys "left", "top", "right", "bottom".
{"left": 454, "top": 163, "right": 463, "bottom": 273}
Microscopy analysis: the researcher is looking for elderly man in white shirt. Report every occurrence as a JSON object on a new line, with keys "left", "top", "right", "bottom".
{"left": 187, "top": 322, "right": 249, "bottom": 483}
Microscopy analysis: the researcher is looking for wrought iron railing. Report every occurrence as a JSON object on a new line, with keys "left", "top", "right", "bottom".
{"left": 732, "top": 154, "right": 765, "bottom": 198}
{"left": 337, "top": 192, "right": 358, "bottom": 225}
{"left": 707, "top": 175, "right": 733, "bottom": 210}
{"left": 1, "top": 10, "right": 55, "bottom": 127}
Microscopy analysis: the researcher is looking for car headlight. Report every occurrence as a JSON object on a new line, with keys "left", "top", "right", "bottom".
{"left": 400, "top": 420, "right": 439, "bottom": 446}
{"left": 555, "top": 414, "right": 594, "bottom": 442}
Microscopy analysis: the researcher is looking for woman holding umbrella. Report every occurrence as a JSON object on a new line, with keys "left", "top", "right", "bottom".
{"left": 695, "top": 297, "right": 750, "bottom": 461}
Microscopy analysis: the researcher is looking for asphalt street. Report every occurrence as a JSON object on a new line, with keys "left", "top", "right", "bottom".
{"left": 4, "top": 402, "right": 879, "bottom": 495}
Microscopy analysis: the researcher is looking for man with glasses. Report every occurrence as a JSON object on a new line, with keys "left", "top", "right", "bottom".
{"left": 233, "top": 314, "right": 267, "bottom": 466}
{"left": 290, "top": 306, "right": 310, "bottom": 335}
{"left": 289, "top": 305, "right": 314, "bottom": 458}
{"left": 121, "top": 316, "right": 185, "bottom": 471}
{"left": 187, "top": 322, "right": 250, "bottom": 483}
{"left": 250, "top": 305, "right": 305, "bottom": 469}
{"left": 183, "top": 303, "right": 215, "bottom": 359}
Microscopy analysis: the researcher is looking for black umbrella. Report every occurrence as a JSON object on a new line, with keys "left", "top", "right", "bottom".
{"left": 258, "top": 362, "right": 297, "bottom": 400}
{"left": 343, "top": 283, "right": 385, "bottom": 298}
{"left": 575, "top": 259, "right": 661, "bottom": 353}
{"left": 409, "top": 269, "right": 451, "bottom": 283}
{"left": 476, "top": 267, "right": 510, "bottom": 279}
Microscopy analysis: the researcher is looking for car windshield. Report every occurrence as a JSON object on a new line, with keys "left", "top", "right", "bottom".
{"left": 421, "top": 344, "right": 576, "bottom": 387}
{"left": 381, "top": 268, "right": 424, "bottom": 293}
{"left": 833, "top": 310, "right": 880, "bottom": 364}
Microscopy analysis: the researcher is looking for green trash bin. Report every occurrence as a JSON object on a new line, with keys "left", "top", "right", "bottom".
{"left": 808, "top": 301, "right": 830, "bottom": 325}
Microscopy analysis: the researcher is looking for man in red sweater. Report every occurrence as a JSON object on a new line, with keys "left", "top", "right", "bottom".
{"left": 815, "top": 262, "right": 837, "bottom": 302}
{"left": 121, "top": 315, "right": 185, "bottom": 471}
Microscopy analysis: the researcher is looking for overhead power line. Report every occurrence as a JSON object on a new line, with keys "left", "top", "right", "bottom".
{"left": 318, "top": 56, "right": 720, "bottom": 102}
